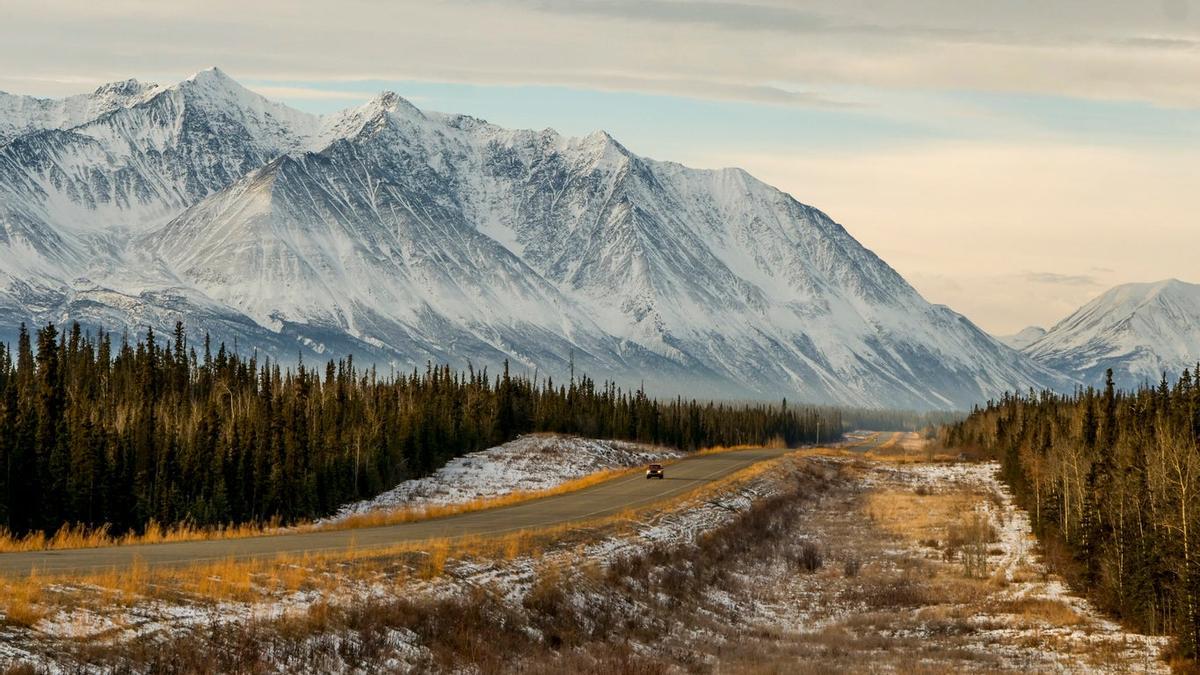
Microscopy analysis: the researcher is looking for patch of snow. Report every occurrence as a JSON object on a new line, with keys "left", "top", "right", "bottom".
{"left": 324, "top": 434, "right": 680, "bottom": 522}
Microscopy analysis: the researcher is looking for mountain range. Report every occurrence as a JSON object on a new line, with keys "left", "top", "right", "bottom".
{"left": 1014, "top": 279, "right": 1200, "bottom": 390}
{"left": 0, "top": 68, "right": 1088, "bottom": 409}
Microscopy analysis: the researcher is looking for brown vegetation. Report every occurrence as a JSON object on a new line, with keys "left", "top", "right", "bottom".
{"left": 1, "top": 453, "right": 1166, "bottom": 674}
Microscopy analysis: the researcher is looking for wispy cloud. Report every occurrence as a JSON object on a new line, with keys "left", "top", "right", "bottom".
{"left": 1022, "top": 272, "right": 1102, "bottom": 286}
{"left": 7, "top": 0, "right": 1200, "bottom": 107}
{"left": 507, "top": 0, "right": 991, "bottom": 41}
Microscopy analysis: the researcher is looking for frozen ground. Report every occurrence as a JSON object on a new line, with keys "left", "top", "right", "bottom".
{"left": 0, "top": 442, "right": 784, "bottom": 672}
{"left": 739, "top": 457, "right": 1170, "bottom": 672}
{"left": 324, "top": 434, "right": 680, "bottom": 522}
{"left": 0, "top": 439, "right": 1173, "bottom": 673}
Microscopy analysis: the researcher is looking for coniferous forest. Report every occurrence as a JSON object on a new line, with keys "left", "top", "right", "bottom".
{"left": 0, "top": 322, "right": 841, "bottom": 539}
{"left": 944, "top": 369, "right": 1200, "bottom": 658}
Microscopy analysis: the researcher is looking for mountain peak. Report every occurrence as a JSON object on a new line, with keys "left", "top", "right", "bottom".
{"left": 1096, "top": 278, "right": 1198, "bottom": 307}
{"left": 583, "top": 129, "right": 621, "bottom": 149}
{"left": 312, "top": 90, "right": 427, "bottom": 146}
{"left": 92, "top": 78, "right": 155, "bottom": 96}
{"left": 1143, "top": 277, "right": 1193, "bottom": 295}
{"left": 1025, "top": 278, "right": 1200, "bottom": 388}
{"left": 179, "top": 66, "right": 253, "bottom": 97}
{"left": 368, "top": 90, "right": 423, "bottom": 118}
{"left": 578, "top": 128, "right": 634, "bottom": 166}
{"left": 999, "top": 326, "right": 1047, "bottom": 350}
{"left": 0, "top": 68, "right": 1072, "bottom": 409}
{"left": 187, "top": 66, "right": 231, "bottom": 83}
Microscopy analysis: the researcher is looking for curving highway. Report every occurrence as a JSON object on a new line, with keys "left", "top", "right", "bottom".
{"left": 0, "top": 446, "right": 795, "bottom": 577}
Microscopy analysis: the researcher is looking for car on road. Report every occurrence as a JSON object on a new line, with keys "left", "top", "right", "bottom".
{"left": 646, "top": 463, "right": 664, "bottom": 479}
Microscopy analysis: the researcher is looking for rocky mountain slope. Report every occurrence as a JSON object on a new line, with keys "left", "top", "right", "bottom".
{"left": 1022, "top": 279, "right": 1200, "bottom": 389}
{"left": 0, "top": 68, "right": 1073, "bottom": 408}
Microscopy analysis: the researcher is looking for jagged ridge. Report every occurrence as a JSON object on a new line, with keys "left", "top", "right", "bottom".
{"left": 0, "top": 69, "right": 1076, "bottom": 408}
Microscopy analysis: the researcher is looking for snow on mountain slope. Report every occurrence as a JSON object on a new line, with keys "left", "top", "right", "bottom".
{"left": 1024, "top": 279, "right": 1200, "bottom": 389}
{"left": 999, "top": 326, "right": 1047, "bottom": 350}
{"left": 0, "top": 69, "right": 1074, "bottom": 408}
{"left": 140, "top": 147, "right": 685, "bottom": 388}
{"left": 0, "top": 68, "right": 333, "bottom": 348}
{"left": 0, "top": 79, "right": 161, "bottom": 145}
{"left": 0, "top": 67, "right": 320, "bottom": 245}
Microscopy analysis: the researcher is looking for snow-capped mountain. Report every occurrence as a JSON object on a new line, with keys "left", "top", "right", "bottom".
{"left": 0, "top": 79, "right": 162, "bottom": 145}
{"left": 0, "top": 68, "right": 1073, "bottom": 408}
{"left": 1022, "top": 279, "right": 1200, "bottom": 389}
{"left": 999, "top": 326, "right": 1047, "bottom": 351}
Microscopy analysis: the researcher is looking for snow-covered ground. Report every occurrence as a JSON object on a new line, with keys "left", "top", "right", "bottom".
{"left": 741, "top": 458, "right": 1170, "bottom": 672}
{"left": 0, "top": 441, "right": 783, "bottom": 672}
{"left": 0, "top": 444, "right": 1172, "bottom": 673}
{"left": 323, "top": 434, "right": 679, "bottom": 522}
{"left": 914, "top": 462, "right": 1168, "bottom": 671}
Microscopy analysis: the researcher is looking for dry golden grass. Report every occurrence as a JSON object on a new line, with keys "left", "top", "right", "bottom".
{"left": 695, "top": 442, "right": 769, "bottom": 455}
{"left": 0, "top": 437, "right": 795, "bottom": 556}
{"left": 864, "top": 489, "right": 984, "bottom": 544}
{"left": 420, "top": 540, "right": 450, "bottom": 580}
{"left": 797, "top": 444, "right": 958, "bottom": 465}
{"left": 812, "top": 432, "right": 961, "bottom": 464}
{"left": 0, "top": 571, "right": 47, "bottom": 628}
{"left": 997, "top": 597, "right": 1085, "bottom": 628}
{"left": 0, "top": 448, "right": 805, "bottom": 618}
{"left": 0, "top": 519, "right": 279, "bottom": 554}
{"left": 323, "top": 463, "right": 648, "bottom": 533}
{"left": 0, "top": 442, "right": 709, "bottom": 554}
{"left": 873, "top": 432, "right": 900, "bottom": 452}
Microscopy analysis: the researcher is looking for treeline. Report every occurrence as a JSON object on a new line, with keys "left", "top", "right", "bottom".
{"left": 840, "top": 407, "right": 963, "bottom": 433}
{"left": 0, "top": 322, "right": 841, "bottom": 538}
{"left": 944, "top": 370, "right": 1200, "bottom": 658}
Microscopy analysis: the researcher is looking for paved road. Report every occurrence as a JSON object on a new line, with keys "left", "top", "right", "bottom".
{"left": 844, "top": 431, "right": 902, "bottom": 453}
{"left": 0, "top": 447, "right": 794, "bottom": 577}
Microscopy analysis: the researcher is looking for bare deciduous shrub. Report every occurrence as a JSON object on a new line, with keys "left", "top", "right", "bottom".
{"left": 798, "top": 541, "right": 823, "bottom": 573}
{"left": 946, "top": 513, "right": 997, "bottom": 579}
{"left": 842, "top": 556, "right": 862, "bottom": 578}
{"left": 842, "top": 572, "right": 935, "bottom": 609}
{"left": 523, "top": 565, "right": 589, "bottom": 648}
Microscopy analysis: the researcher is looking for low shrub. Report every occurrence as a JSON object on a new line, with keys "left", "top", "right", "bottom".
{"left": 798, "top": 541, "right": 823, "bottom": 573}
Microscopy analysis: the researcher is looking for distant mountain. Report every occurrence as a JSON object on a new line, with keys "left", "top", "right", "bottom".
{"left": 0, "top": 79, "right": 161, "bottom": 144}
{"left": 1023, "top": 279, "right": 1200, "bottom": 389}
{"left": 999, "top": 326, "right": 1047, "bottom": 351}
{"left": 0, "top": 68, "right": 1074, "bottom": 409}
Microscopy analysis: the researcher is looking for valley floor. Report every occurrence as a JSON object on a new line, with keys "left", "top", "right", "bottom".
{"left": 0, "top": 435, "right": 1170, "bottom": 673}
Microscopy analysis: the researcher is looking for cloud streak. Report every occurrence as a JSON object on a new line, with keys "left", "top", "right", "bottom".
{"left": 6, "top": 0, "right": 1200, "bottom": 107}
{"left": 1022, "top": 272, "right": 1102, "bottom": 287}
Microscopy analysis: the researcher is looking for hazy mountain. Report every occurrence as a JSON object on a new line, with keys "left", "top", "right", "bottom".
{"left": 999, "top": 326, "right": 1047, "bottom": 351}
{"left": 1023, "top": 279, "right": 1200, "bottom": 389}
{"left": 0, "top": 69, "right": 1075, "bottom": 408}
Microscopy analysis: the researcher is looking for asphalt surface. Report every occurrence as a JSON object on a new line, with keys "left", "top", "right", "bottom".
{"left": 0, "top": 446, "right": 794, "bottom": 577}
{"left": 844, "top": 431, "right": 902, "bottom": 453}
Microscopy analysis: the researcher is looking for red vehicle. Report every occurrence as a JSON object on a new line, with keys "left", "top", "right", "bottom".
{"left": 646, "top": 463, "right": 665, "bottom": 479}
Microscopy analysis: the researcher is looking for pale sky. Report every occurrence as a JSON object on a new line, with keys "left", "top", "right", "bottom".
{"left": 2, "top": 0, "right": 1198, "bottom": 334}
